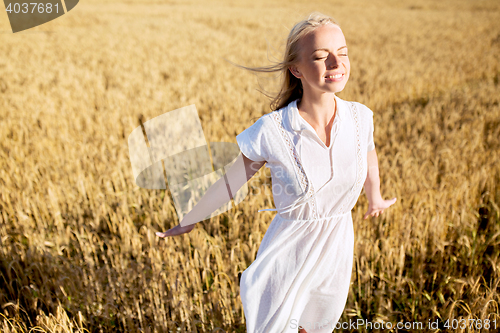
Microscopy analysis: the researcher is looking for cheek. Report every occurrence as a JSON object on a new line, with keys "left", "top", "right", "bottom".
{"left": 308, "top": 63, "right": 323, "bottom": 74}
{"left": 344, "top": 60, "right": 351, "bottom": 72}
{"left": 344, "top": 64, "right": 350, "bottom": 82}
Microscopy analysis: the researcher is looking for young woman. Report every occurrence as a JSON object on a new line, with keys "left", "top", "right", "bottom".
{"left": 157, "top": 12, "right": 397, "bottom": 333}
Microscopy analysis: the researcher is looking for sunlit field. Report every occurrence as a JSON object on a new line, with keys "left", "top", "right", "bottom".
{"left": 1, "top": 0, "right": 499, "bottom": 332}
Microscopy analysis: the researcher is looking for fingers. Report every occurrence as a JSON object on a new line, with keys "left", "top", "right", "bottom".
{"left": 363, "top": 198, "right": 397, "bottom": 220}
{"left": 156, "top": 230, "right": 175, "bottom": 238}
{"left": 156, "top": 225, "right": 180, "bottom": 238}
{"left": 156, "top": 224, "right": 196, "bottom": 238}
{"left": 364, "top": 211, "right": 378, "bottom": 219}
{"left": 378, "top": 197, "right": 397, "bottom": 209}
{"left": 364, "top": 209, "right": 383, "bottom": 219}
{"left": 385, "top": 197, "right": 397, "bottom": 208}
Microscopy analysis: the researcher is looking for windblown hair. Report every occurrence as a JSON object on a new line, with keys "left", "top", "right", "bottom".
{"left": 233, "top": 12, "right": 339, "bottom": 111}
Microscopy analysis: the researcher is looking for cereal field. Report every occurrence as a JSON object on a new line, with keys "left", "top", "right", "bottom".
{"left": 0, "top": 0, "right": 499, "bottom": 332}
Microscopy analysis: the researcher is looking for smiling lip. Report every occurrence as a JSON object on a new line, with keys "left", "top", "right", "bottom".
{"left": 325, "top": 73, "right": 344, "bottom": 81}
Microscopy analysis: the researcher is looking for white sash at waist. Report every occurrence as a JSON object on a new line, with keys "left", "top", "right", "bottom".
{"left": 258, "top": 209, "right": 351, "bottom": 222}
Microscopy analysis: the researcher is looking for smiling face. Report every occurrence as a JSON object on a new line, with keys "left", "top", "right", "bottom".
{"left": 290, "top": 23, "right": 350, "bottom": 97}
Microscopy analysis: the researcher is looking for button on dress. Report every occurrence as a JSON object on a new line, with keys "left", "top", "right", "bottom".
{"left": 236, "top": 95, "right": 375, "bottom": 333}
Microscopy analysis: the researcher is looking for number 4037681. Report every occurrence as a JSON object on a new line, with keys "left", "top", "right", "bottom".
{"left": 444, "top": 319, "right": 496, "bottom": 330}
{"left": 6, "top": 3, "right": 60, "bottom": 14}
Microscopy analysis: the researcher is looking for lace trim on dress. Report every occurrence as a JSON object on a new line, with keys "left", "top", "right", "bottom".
{"left": 270, "top": 111, "right": 319, "bottom": 219}
{"left": 337, "top": 102, "right": 363, "bottom": 215}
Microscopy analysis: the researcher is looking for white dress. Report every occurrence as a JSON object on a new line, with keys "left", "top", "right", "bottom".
{"left": 236, "top": 95, "right": 375, "bottom": 333}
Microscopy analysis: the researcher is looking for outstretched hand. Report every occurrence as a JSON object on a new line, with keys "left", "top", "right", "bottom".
{"left": 363, "top": 197, "right": 397, "bottom": 219}
{"left": 156, "top": 223, "right": 196, "bottom": 238}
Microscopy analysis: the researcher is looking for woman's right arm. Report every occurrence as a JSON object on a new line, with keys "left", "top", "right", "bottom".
{"left": 156, "top": 154, "right": 265, "bottom": 237}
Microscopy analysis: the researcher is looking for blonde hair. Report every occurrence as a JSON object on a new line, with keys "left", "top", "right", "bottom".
{"left": 234, "top": 12, "right": 340, "bottom": 111}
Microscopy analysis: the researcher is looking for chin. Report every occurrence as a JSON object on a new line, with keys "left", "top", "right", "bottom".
{"left": 329, "top": 86, "right": 347, "bottom": 94}
{"left": 323, "top": 82, "right": 348, "bottom": 94}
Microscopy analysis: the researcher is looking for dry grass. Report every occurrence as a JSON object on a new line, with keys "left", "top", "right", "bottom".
{"left": 0, "top": 0, "right": 499, "bottom": 332}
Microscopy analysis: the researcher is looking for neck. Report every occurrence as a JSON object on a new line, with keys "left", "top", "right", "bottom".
{"left": 297, "top": 92, "right": 337, "bottom": 128}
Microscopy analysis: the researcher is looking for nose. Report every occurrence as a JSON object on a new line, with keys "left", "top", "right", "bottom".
{"left": 326, "top": 54, "right": 339, "bottom": 69}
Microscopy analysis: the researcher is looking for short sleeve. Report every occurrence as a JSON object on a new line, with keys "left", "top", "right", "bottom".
{"left": 367, "top": 108, "right": 375, "bottom": 151}
{"left": 236, "top": 116, "right": 269, "bottom": 162}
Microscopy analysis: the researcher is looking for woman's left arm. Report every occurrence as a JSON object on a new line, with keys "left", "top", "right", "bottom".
{"left": 363, "top": 148, "right": 397, "bottom": 219}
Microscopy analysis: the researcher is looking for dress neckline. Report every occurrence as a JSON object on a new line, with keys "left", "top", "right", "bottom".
{"left": 290, "top": 96, "right": 343, "bottom": 149}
